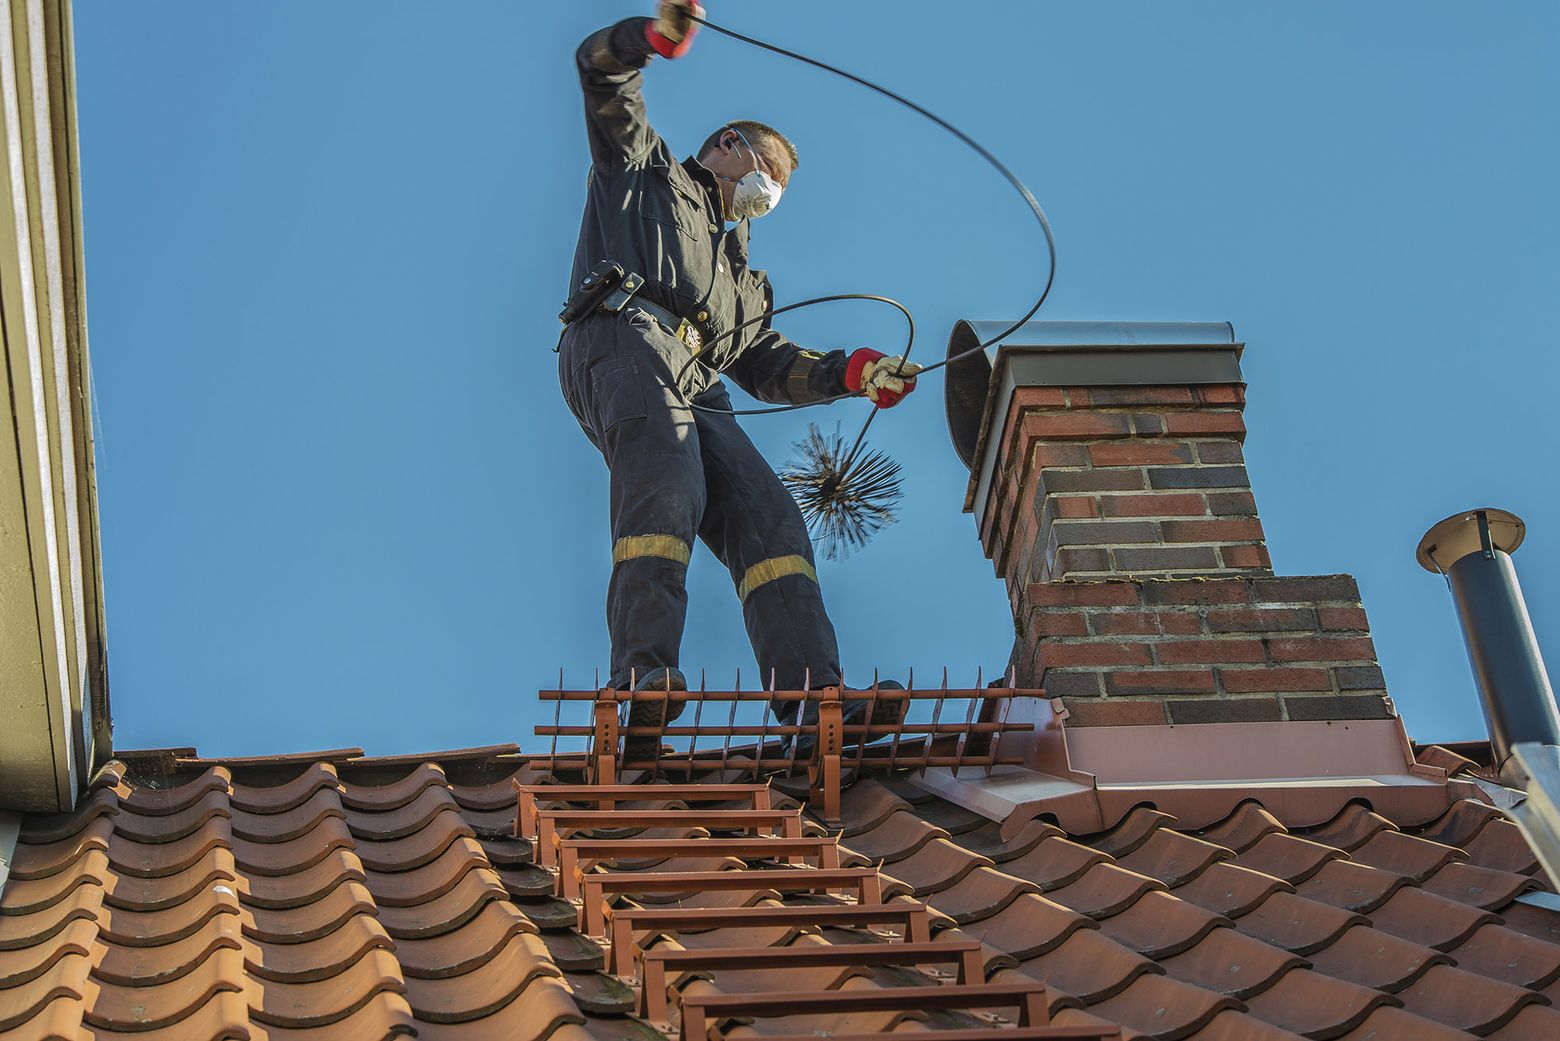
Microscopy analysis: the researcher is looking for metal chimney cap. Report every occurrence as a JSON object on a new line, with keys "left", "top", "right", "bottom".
{"left": 1417, "top": 508, "right": 1527, "bottom": 574}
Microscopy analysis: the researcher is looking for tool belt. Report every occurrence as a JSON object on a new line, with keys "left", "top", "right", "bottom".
{"left": 559, "top": 260, "right": 706, "bottom": 352}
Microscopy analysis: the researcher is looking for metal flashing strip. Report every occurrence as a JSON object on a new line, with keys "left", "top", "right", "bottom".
{"left": 1510, "top": 742, "right": 1560, "bottom": 885}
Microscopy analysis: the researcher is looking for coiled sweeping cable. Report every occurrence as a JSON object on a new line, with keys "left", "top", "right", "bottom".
{"left": 674, "top": 12, "right": 1058, "bottom": 422}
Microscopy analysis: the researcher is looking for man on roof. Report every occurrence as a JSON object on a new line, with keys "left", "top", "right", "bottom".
{"left": 556, "top": 2, "right": 920, "bottom": 752}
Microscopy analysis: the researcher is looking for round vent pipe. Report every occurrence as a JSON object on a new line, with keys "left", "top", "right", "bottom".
{"left": 1418, "top": 508, "right": 1560, "bottom": 785}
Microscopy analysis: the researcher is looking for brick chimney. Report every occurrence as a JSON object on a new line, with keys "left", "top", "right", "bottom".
{"left": 946, "top": 321, "right": 1391, "bottom": 727}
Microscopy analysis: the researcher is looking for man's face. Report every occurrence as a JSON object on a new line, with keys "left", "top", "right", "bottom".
{"left": 706, "top": 130, "right": 792, "bottom": 220}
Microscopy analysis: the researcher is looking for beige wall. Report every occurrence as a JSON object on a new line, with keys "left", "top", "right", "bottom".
{"left": 0, "top": 0, "right": 107, "bottom": 813}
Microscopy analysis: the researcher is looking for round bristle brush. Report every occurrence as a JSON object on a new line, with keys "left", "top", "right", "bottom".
{"left": 780, "top": 412, "right": 903, "bottom": 561}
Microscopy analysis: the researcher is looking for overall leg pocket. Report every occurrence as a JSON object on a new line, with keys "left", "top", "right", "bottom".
{"left": 591, "top": 355, "right": 648, "bottom": 435}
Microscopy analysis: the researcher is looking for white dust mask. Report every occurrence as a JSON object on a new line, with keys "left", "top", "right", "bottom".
{"left": 723, "top": 129, "right": 783, "bottom": 219}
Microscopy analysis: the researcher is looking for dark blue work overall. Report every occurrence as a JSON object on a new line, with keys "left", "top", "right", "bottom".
{"left": 558, "top": 18, "right": 849, "bottom": 700}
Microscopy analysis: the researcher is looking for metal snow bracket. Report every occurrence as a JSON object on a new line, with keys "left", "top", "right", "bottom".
{"left": 531, "top": 676, "right": 1036, "bottom": 827}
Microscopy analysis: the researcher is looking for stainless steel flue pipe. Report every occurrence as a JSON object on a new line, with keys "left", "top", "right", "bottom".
{"left": 1418, "top": 509, "right": 1560, "bottom": 785}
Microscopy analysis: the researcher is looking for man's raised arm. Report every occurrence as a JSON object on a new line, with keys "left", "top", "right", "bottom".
{"left": 575, "top": 3, "right": 702, "bottom": 167}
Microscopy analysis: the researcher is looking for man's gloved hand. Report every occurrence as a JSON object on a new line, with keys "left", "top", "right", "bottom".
{"left": 846, "top": 349, "right": 923, "bottom": 408}
{"left": 646, "top": 0, "right": 704, "bottom": 59}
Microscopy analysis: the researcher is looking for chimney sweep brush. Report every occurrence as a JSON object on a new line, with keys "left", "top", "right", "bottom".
{"left": 780, "top": 415, "right": 901, "bottom": 561}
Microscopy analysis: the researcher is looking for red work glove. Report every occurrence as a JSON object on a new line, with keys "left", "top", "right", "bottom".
{"left": 846, "top": 349, "right": 923, "bottom": 408}
{"left": 646, "top": 0, "right": 703, "bottom": 59}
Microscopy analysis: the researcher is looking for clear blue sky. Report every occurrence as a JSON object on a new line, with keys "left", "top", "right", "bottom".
{"left": 76, "top": 2, "right": 1560, "bottom": 755}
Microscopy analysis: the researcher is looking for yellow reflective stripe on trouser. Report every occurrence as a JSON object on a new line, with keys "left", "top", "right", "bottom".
{"left": 612, "top": 535, "right": 691, "bottom": 567}
{"left": 737, "top": 555, "right": 817, "bottom": 602}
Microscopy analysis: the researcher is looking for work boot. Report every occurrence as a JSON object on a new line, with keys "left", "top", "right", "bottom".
{"left": 783, "top": 681, "right": 906, "bottom": 760}
{"left": 623, "top": 667, "right": 686, "bottom": 763}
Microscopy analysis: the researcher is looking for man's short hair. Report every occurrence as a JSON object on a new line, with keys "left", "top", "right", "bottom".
{"left": 699, "top": 120, "right": 800, "bottom": 172}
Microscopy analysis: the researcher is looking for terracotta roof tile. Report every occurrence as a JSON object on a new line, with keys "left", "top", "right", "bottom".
{"left": 839, "top": 809, "right": 951, "bottom": 863}
{"left": 1331, "top": 1006, "right": 1476, "bottom": 1041}
{"left": 1232, "top": 892, "right": 1368, "bottom": 954}
{"left": 1096, "top": 893, "right": 1231, "bottom": 959}
{"left": 0, "top": 918, "right": 95, "bottom": 989}
{"left": 1168, "top": 862, "right": 1292, "bottom": 919}
{"left": 238, "top": 849, "right": 363, "bottom": 911}
{"left": 1113, "top": 830, "right": 1232, "bottom": 889}
{"left": 1394, "top": 963, "right": 1547, "bottom": 1034}
{"left": 1230, "top": 833, "right": 1346, "bottom": 885}
{"left": 1084, "top": 973, "right": 1243, "bottom": 1040}
{"left": 1046, "top": 863, "right": 1166, "bottom": 920}
{"left": 1459, "top": 818, "right": 1543, "bottom": 876}
{"left": 1416, "top": 799, "right": 1506, "bottom": 850}
{"left": 1292, "top": 858, "right": 1409, "bottom": 913}
{"left": 1191, "top": 802, "right": 1284, "bottom": 854}
{"left": 1497, "top": 901, "right": 1560, "bottom": 946}
{"left": 872, "top": 837, "right": 991, "bottom": 895}
{"left": 242, "top": 914, "right": 393, "bottom": 985}
{"left": 1488, "top": 1003, "right": 1560, "bottom": 1041}
{"left": 1300, "top": 802, "right": 1396, "bottom": 853}
{"left": 1154, "top": 923, "right": 1304, "bottom": 999}
{"left": 958, "top": 819, "right": 1066, "bottom": 862}
{"left": 81, "top": 990, "right": 252, "bottom": 1041}
{"left": 121, "top": 768, "right": 232, "bottom": 816}
{"left": 7, "top": 817, "right": 115, "bottom": 882}
{"left": 908, "top": 866, "right": 1040, "bottom": 925}
{"left": 111, "top": 818, "right": 233, "bottom": 879}
{"left": 339, "top": 765, "right": 445, "bottom": 812}
{"left": 231, "top": 790, "right": 349, "bottom": 846}
{"left": 1001, "top": 836, "right": 1111, "bottom": 891}
{"left": 1302, "top": 922, "right": 1449, "bottom": 992}
{"left": 1449, "top": 923, "right": 1560, "bottom": 990}
{"left": 374, "top": 869, "right": 508, "bottom": 940}
{"left": 96, "top": 915, "right": 243, "bottom": 987}
{"left": 0, "top": 952, "right": 91, "bottom": 1032}
{"left": 82, "top": 946, "right": 246, "bottom": 1031}
{"left": 955, "top": 893, "right": 1096, "bottom": 959}
{"left": 231, "top": 816, "right": 354, "bottom": 877}
{"left": 1348, "top": 830, "right": 1464, "bottom": 882}
{"left": 1420, "top": 861, "right": 1541, "bottom": 910}
{"left": 1016, "top": 925, "right": 1164, "bottom": 1003}
{"left": 1087, "top": 809, "right": 1180, "bottom": 859}
{"left": 1366, "top": 886, "right": 1501, "bottom": 951}
{"left": 229, "top": 763, "right": 340, "bottom": 815}
{"left": 1239, "top": 966, "right": 1397, "bottom": 1038}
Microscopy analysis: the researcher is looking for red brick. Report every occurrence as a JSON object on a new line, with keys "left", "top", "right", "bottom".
{"left": 1112, "top": 546, "right": 1221, "bottom": 572}
{"left": 1041, "top": 669, "right": 1105, "bottom": 697}
{"left": 1163, "top": 412, "right": 1246, "bottom": 437}
{"left": 1318, "top": 607, "right": 1370, "bottom": 632}
{"left": 1141, "top": 579, "right": 1252, "bottom": 605}
{"left": 1038, "top": 468, "right": 1146, "bottom": 493}
{"left": 1035, "top": 443, "right": 1090, "bottom": 468}
{"left": 1023, "top": 411, "right": 1132, "bottom": 441}
{"left": 1155, "top": 639, "right": 1268, "bottom": 664}
{"left": 1026, "top": 582, "right": 1143, "bottom": 608}
{"left": 1130, "top": 414, "right": 1165, "bottom": 436}
{"left": 1283, "top": 694, "right": 1393, "bottom": 721}
{"left": 1104, "top": 669, "right": 1217, "bottom": 695}
{"left": 1218, "top": 667, "right": 1332, "bottom": 693}
{"left": 1100, "top": 493, "right": 1207, "bottom": 518}
{"left": 1070, "top": 386, "right": 1197, "bottom": 408}
{"left": 1207, "top": 491, "right": 1258, "bottom": 516}
{"left": 1059, "top": 698, "right": 1169, "bottom": 727}
{"left": 1161, "top": 519, "right": 1267, "bottom": 543}
{"left": 1090, "top": 611, "right": 1169, "bottom": 636}
{"left": 1251, "top": 576, "right": 1360, "bottom": 603}
{"left": 1204, "top": 607, "right": 1317, "bottom": 633}
{"left": 1268, "top": 636, "right": 1376, "bottom": 663}
{"left": 1052, "top": 496, "right": 1100, "bottom": 519}
{"left": 1221, "top": 545, "right": 1273, "bottom": 569}
{"left": 1196, "top": 385, "right": 1246, "bottom": 405}
{"left": 1051, "top": 546, "right": 1112, "bottom": 578}
{"left": 1039, "top": 641, "right": 1154, "bottom": 667}
{"left": 1089, "top": 442, "right": 1195, "bottom": 467}
{"left": 1195, "top": 441, "right": 1245, "bottom": 465}
{"left": 1167, "top": 697, "right": 1282, "bottom": 724}
{"left": 1011, "top": 386, "right": 1067, "bottom": 409}
{"left": 1029, "top": 611, "right": 1090, "bottom": 637}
